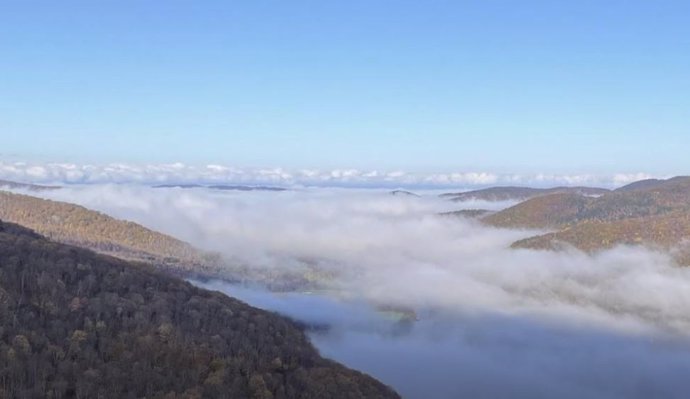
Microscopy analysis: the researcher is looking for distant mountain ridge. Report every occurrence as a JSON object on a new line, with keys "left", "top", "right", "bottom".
{"left": 441, "top": 186, "right": 609, "bottom": 202}
{"left": 154, "top": 184, "right": 287, "bottom": 191}
{"left": 389, "top": 190, "right": 420, "bottom": 197}
{"left": 0, "top": 179, "right": 60, "bottom": 191}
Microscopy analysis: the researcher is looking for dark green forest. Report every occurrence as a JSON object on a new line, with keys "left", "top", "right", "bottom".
{"left": 0, "top": 220, "right": 399, "bottom": 399}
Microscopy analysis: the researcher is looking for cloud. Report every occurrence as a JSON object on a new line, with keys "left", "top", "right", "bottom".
{"left": 0, "top": 160, "right": 665, "bottom": 188}
{"left": 20, "top": 185, "right": 690, "bottom": 398}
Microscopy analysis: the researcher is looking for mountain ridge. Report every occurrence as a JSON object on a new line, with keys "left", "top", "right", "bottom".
{"left": 441, "top": 186, "right": 610, "bottom": 202}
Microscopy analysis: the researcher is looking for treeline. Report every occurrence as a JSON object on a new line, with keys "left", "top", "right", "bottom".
{"left": 0, "top": 220, "right": 399, "bottom": 399}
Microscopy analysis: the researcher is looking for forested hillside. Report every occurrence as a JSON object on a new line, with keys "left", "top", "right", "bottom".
{"left": 0, "top": 190, "right": 222, "bottom": 277}
{"left": 484, "top": 176, "right": 690, "bottom": 230}
{"left": 0, "top": 220, "right": 400, "bottom": 399}
{"left": 480, "top": 176, "right": 690, "bottom": 263}
{"left": 0, "top": 191, "right": 334, "bottom": 291}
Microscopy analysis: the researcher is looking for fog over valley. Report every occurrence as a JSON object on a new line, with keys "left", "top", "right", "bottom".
{"left": 4, "top": 2, "right": 687, "bottom": 397}
{"left": 17, "top": 184, "right": 690, "bottom": 399}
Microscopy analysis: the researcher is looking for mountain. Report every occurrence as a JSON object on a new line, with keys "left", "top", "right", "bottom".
{"left": 0, "top": 179, "right": 60, "bottom": 191}
{"left": 511, "top": 211, "right": 690, "bottom": 265}
{"left": 0, "top": 191, "right": 339, "bottom": 291}
{"left": 482, "top": 176, "right": 690, "bottom": 263}
{"left": 613, "top": 176, "right": 688, "bottom": 192}
{"left": 0, "top": 219, "right": 400, "bottom": 398}
{"left": 440, "top": 186, "right": 609, "bottom": 202}
{"left": 484, "top": 176, "right": 690, "bottom": 230}
{"left": 0, "top": 190, "right": 220, "bottom": 277}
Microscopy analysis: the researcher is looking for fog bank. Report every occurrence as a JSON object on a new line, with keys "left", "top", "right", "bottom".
{"left": 26, "top": 184, "right": 690, "bottom": 398}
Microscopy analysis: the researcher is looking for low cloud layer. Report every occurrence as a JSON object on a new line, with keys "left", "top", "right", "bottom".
{"left": 0, "top": 160, "right": 658, "bottom": 188}
{"left": 22, "top": 185, "right": 690, "bottom": 398}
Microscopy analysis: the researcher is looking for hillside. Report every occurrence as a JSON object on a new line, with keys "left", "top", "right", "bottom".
{"left": 0, "top": 219, "right": 400, "bottom": 399}
{"left": 483, "top": 176, "right": 690, "bottom": 262}
{"left": 511, "top": 211, "right": 690, "bottom": 265}
{"left": 482, "top": 193, "right": 591, "bottom": 229}
{"left": 441, "top": 186, "right": 609, "bottom": 202}
{"left": 613, "top": 176, "right": 688, "bottom": 192}
{"left": 0, "top": 191, "right": 339, "bottom": 291}
{"left": 0, "top": 190, "right": 220, "bottom": 277}
{"left": 484, "top": 176, "right": 690, "bottom": 230}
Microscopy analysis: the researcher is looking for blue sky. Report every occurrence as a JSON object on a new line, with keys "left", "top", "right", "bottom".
{"left": 1, "top": 1, "right": 688, "bottom": 175}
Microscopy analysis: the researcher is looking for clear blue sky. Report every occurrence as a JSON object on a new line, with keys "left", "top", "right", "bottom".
{"left": 1, "top": 1, "right": 688, "bottom": 174}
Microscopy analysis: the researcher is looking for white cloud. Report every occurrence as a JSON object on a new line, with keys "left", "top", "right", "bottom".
{"left": 0, "top": 160, "right": 666, "bottom": 189}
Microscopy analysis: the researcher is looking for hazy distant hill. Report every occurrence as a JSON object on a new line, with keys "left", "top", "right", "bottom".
{"left": 0, "top": 219, "right": 399, "bottom": 398}
{"left": 0, "top": 179, "right": 60, "bottom": 191}
{"left": 389, "top": 190, "right": 420, "bottom": 197}
{"left": 155, "top": 184, "right": 287, "bottom": 192}
{"left": 482, "top": 176, "right": 690, "bottom": 263}
{"left": 441, "top": 186, "right": 609, "bottom": 202}
{"left": 438, "top": 209, "right": 492, "bottom": 219}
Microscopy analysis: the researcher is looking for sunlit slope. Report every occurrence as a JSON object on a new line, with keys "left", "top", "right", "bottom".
{"left": 0, "top": 190, "right": 335, "bottom": 290}
{"left": 481, "top": 177, "right": 690, "bottom": 263}
{"left": 485, "top": 176, "right": 690, "bottom": 229}
{"left": 0, "top": 190, "right": 220, "bottom": 276}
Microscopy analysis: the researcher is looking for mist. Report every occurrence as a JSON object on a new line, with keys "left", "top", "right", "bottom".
{"left": 24, "top": 184, "right": 690, "bottom": 398}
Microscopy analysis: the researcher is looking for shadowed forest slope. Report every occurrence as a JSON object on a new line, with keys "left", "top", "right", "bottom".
{"left": 0, "top": 220, "right": 400, "bottom": 399}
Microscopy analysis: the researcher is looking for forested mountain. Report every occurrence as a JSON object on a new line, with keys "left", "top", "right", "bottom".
{"left": 484, "top": 176, "right": 690, "bottom": 229}
{"left": 0, "top": 191, "right": 336, "bottom": 291}
{"left": 481, "top": 177, "right": 690, "bottom": 263}
{"left": 440, "top": 186, "right": 609, "bottom": 202}
{"left": 511, "top": 211, "right": 690, "bottom": 264}
{"left": 0, "top": 220, "right": 400, "bottom": 399}
{"left": 0, "top": 191, "right": 221, "bottom": 278}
